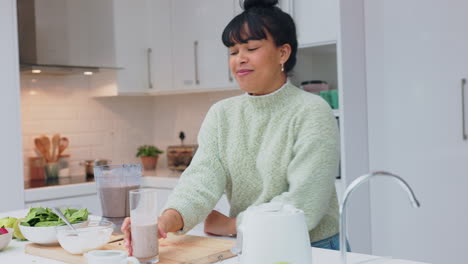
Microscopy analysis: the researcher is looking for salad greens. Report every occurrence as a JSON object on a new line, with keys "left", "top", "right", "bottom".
{"left": 20, "top": 207, "right": 89, "bottom": 227}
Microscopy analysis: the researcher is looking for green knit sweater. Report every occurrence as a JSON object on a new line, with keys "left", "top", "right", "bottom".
{"left": 164, "top": 83, "right": 340, "bottom": 242}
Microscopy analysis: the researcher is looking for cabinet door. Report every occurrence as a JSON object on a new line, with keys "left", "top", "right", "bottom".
{"left": 172, "top": 0, "right": 235, "bottom": 92}
{"left": 171, "top": 0, "right": 198, "bottom": 92}
{"left": 113, "top": 0, "right": 152, "bottom": 94}
{"left": 366, "top": 0, "right": 468, "bottom": 263}
{"left": 197, "top": 0, "right": 236, "bottom": 90}
{"left": 283, "top": 0, "right": 339, "bottom": 47}
{"left": 148, "top": 0, "right": 173, "bottom": 92}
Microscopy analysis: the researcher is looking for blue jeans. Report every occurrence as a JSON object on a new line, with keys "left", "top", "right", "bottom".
{"left": 310, "top": 233, "right": 351, "bottom": 251}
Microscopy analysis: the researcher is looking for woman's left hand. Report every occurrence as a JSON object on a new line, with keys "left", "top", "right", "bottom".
{"left": 204, "top": 210, "right": 237, "bottom": 236}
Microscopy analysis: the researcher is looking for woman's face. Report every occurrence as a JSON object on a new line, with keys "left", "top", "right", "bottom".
{"left": 228, "top": 33, "right": 291, "bottom": 95}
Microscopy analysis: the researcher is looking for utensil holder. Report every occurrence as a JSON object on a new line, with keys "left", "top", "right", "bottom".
{"left": 45, "top": 162, "right": 59, "bottom": 180}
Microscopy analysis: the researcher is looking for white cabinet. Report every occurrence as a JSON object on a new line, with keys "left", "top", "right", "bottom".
{"left": 275, "top": 0, "right": 340, "bottom": 47}
{"left": 111, "top": 0, "right": 152, "bottom": 95}
{"left": 91, "top": 0, "right": 172, "bottom": 96}
{"left": 234, "top": 0, "right": 339, "bottom": 46}
{"left": 170, "top": 0, "right": 236, "bottom": 93}
{"left": 25, "top": 194, "right": 102, "bottom": 216}
{"left": 365, "top": 1, "right": 468, "bottom": 263}
{"left": 291, "top": 0, "right": 339, "bottom": 47}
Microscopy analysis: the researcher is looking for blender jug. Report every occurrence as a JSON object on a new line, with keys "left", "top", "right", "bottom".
{"left": 94, "top": 164, "right": 142, "bottom": 230}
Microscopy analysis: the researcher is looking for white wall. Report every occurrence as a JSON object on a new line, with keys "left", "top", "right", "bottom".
{"left": 21, "top": 74, "right": 155, "bottom": 180}
{"left": 0, "top": 0, "right": 25, "bottom": 212}
{"left": 20, "top": 72, "right": 242, "bottom": 180}
{"left": 338, "top": 0, "right": 371, "bottom": 254}
{"left": 151, "top": 90, "right": 242, "bottom": 168}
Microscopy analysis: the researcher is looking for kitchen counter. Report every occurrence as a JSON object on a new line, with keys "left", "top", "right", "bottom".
{"left": 0, "top": 210, "right": 428, "bottom": 264}
{"left": 24, "top": 168, "right": 182, "bottom": 203}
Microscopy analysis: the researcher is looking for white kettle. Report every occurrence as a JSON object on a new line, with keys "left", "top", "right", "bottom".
{"left": 233, "top": 203, "right": 312, "bottom": 264}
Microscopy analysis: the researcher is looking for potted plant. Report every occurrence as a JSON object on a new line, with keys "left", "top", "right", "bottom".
{"left": 136, "top": 145, "right": 164, "bottom": 171}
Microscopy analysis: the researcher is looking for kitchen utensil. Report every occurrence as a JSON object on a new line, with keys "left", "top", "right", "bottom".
{"left": 235, "top": 203, "right": 312, "bottom": 264}
{"left": 34, "top": 138, "right": 47, "bottom": 161}
{"left": 94, "top": 164, "right": 142, "bottom": 233}
{"left": 129, "top": 188, "right": 159, "bottom": 263}
{"left": 40, "top": 135, "right": 51, "bottom": 162}
{"left": 85, "top": 250, "right": 140, "bottom": 264}
{"left": 25, "top": 234, "right": 236, "bottom": 264}
{"left": 56, "top": 220, "right": 114, "bottom": 254}
{"left": 58, "top": 137, "right": 69, "bottom": 156}
{"left": 51, "top": 134, "right": 60, "bottom": 162}
{"left": 51, "top": 207, "right": 77, "bottom": 234}
{"left": 0, "top": 228, "right": 13, "bottom": 251}
{"left": 19, "top": 221, "right": 89, "bottom": 245}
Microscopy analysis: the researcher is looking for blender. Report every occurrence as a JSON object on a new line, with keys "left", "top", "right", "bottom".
{"left": 94, "top": 164, "right": 142, "bottom": 233}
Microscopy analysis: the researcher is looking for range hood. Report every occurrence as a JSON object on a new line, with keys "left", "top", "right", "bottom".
{"left": 17, "top": 0, "right": 122, "bottom": 75}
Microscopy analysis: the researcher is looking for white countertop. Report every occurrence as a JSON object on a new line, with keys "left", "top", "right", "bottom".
{"left": 0, "top": 210, "right": 429, "bottom": 264}
{"left": 24, "top": 168, "right": 182, "bottom": 203}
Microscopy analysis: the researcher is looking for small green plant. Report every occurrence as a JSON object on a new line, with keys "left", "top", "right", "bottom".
{"left": 136, "top": 145, "right": 163, "bottom": 158}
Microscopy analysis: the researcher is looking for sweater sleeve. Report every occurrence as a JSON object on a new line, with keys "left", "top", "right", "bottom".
{"left": 162, "top": 104, "right": 227, "bottom": 233}
{"left": 236, "top": 100, "right": 340, "bottom": 231}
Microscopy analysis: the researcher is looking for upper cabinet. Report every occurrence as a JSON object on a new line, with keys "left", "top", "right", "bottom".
{"left": 235, "top": 0, "right": 339, "bottom": 47}
{"left": 91, "top": 0, "right": 173, "bottom": 96}
{"left": 281, "top": 0, "right": 339, "bottom": 47}
{"left": 169, "top": 0, "right": 236, "bottom": 93}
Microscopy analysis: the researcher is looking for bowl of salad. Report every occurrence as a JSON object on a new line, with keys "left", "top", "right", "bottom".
{"left": 19, "top": 207, "right": 89, "bottom": 245}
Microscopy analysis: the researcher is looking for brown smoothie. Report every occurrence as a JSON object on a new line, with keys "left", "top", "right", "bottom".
{"left": 99, "top": 185, "right": 139, "bottom": 217}
{"left": 131, "top": 223, "right": 159, "bottom": 261}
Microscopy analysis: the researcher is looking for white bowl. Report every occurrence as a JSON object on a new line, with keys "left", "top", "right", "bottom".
{"left": 19, "top": 221, "right": 89, "bottom": 245}
{"left": 56, "top": 220, "right": 114, "bottom": 254}
{"left": 0, "top": 228, "right": 14, "bottom": 251}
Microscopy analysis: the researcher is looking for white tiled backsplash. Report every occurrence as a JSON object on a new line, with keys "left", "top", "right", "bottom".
{"left": 20, "top": 74, "right": 242, "bottom": 181}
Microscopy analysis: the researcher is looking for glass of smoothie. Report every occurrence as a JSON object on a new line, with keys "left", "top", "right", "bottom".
{"left": 129, "top": 188, "right": 159, "bottom": 264}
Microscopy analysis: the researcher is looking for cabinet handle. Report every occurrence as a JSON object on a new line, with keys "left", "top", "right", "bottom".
{"left": 147, "top": 48, "right": 153, "bottom": 89}
{"left": 462, "top": 78, "right": 467, "bottom": 140}
{"left": 227, "top": 49, "right": 233, "bottom": 82}
{"left": 194, "top": 41, "right": 200, "bottom": 85}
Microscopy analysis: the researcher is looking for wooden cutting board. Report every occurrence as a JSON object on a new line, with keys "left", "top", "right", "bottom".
{"left": 25, "top": 234, "right": 237, "bottom": 264}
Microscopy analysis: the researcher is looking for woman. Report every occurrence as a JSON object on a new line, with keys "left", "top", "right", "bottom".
{"left": 123, "top": 0, "right": 342, "bottom": 253}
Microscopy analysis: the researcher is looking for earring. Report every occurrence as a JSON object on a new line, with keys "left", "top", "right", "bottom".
{"left": 281, "top": 63, "right": 284, "bottom": 72}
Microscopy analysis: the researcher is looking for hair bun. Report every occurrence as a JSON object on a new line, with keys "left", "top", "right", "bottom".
{"left": 243, "top": 0, "right": 278, "bottom": 10}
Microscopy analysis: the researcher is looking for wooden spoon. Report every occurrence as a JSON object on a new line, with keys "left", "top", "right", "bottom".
{"left": 39, "top": 135, "right": 51, "bottom": 162}
{"left": 58, "top": 137, "right": 69, "bottom": 157}
{"left": 34, "top": 138, "right": 47, "bottom": 160}
{"left": 51, "top": 134, "right": 60, "bottom": 162}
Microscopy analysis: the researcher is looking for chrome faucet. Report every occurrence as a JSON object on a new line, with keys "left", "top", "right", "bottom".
{"left": 339, "top": 171, "right": 421, "bottom": 264}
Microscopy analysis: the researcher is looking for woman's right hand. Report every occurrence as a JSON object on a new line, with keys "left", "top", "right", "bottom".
{"left": 121, "top": 217, "right": 169, "bottom": 256}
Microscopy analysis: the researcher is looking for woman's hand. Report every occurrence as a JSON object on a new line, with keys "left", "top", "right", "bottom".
{"left": 204, "top": 210, "right": 237, "bottom": 236}
{"left": 121, "top": 213, "right": 175, "bottom": 256}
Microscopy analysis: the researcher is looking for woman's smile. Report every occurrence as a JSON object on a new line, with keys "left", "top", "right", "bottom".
{"left": 236, "top": 69, "right": 253, "bottom": 77}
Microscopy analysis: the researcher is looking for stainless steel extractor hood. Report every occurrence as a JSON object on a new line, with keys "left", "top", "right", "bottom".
{"left": 17, "top": 0, "right": 122, "bottom": 75}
